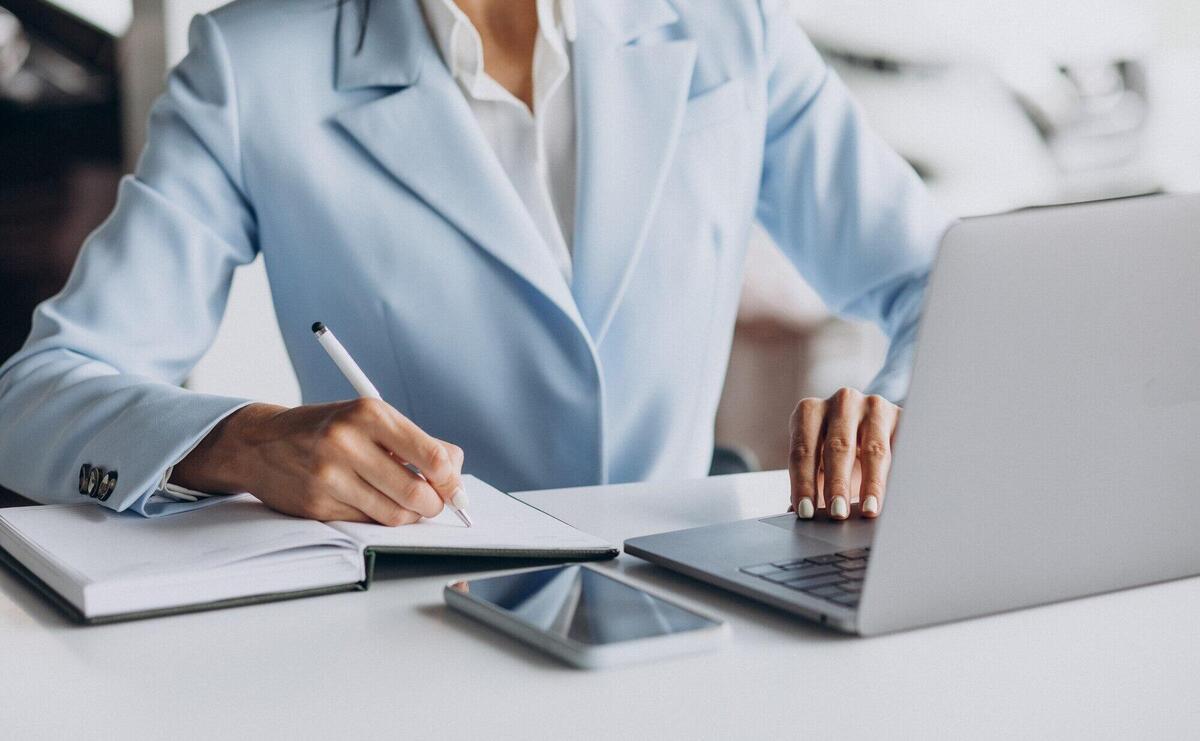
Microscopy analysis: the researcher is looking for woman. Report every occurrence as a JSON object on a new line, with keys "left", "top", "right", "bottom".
{"left": 0, "top": 0, "right": 951, "bottom": 524}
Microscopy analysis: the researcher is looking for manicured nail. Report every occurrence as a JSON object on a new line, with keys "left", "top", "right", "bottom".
{"left": 450, "top": 487, "right": 469, "bottom": 511}
{"left": 831, "top": 496, "right": 849, "bottom": 519}
{"left": 797, "top": 498, "right": 815, "bottom": 519}
{"left": 863, "top": 495, "right": 880, "bottom": 516}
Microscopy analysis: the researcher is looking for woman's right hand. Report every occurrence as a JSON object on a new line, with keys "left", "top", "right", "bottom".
{"left": 171, "top": 399, "right": 465, "bottom": 525}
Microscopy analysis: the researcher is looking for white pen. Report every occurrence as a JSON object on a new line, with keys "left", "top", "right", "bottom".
{"left": 312, "top": 321, "right": 473, "bottom": 527}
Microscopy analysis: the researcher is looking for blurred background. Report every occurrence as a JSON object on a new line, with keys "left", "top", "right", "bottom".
{"left": 1, "top": 0, "right": 1198, "bottom": 489}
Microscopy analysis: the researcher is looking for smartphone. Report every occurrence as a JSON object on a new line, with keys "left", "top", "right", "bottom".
{"left": 444, "top": 564, "right": 728, "bottom": 669}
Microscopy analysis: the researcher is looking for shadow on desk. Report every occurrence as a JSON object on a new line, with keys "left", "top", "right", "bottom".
{"left": 0, "top": 486, "right": 35, "bottom": 508}
{"left": 416, "top": 603, "right": 569, "bottom": 670}
{"left": 374, "top": 554, "right": 847, "bottom": 644}
{"left": 0, "top": 560, "right": 76, "bottom": 629}
{"left": 367, "top": 554, "right": 575, "bottom": 581}
{"left": 620, "top": 560, "right": 850, "bottom": 643}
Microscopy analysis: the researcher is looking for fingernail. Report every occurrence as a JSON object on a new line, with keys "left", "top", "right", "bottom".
{"left": 450, "top": 486, "right": 469, "bottom": 511}
{"left": 831, "top": 496, "right": 849, "bottom": 519}
{"left": 863, "top": 495, "right": 880, "bottom": 516}
{"left": 797, "top": 498, "right": 815, "bottom": 519}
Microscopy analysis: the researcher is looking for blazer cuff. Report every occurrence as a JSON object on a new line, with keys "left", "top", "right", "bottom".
{"left": 83, "top": 393, "right": 255, "bottom": 514}
{"left": 865, "top": 322, "right": 920, "bottom": 405}
{"left": 125, "top": 488, "right": 241, "bottom": 517}
{"left": 120, "top": 400, "right": 257, "bottom": 517}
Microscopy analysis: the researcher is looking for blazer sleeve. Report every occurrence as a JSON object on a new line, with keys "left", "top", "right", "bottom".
{"left": 0, "top": 15, "right": 258, "bottom": 515}
{"left": 752, "top": 0, "right": 956, "bottom": 403}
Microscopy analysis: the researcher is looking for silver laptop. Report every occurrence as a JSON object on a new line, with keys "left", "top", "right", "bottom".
{"left": 625, "top": 193, "right": 1200, "bottom": 636}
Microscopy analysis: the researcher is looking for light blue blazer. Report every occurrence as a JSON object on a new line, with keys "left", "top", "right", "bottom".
{"left": 0, "top": 0, "right": 951, "bottom": 515}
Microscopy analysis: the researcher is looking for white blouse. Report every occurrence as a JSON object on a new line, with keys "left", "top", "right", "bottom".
{"left": 420, "top": 0, "right": 578, "bottom": 282}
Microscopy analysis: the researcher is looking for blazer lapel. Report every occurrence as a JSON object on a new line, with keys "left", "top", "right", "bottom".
{"left": 331, "top": 0, "right": 584, "bottom": 333}
{"left": 570, "top": 0, "right": 697, "bottom": 343}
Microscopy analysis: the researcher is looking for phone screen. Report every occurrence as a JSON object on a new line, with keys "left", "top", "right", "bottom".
{"left": 450, "top": 565, "right": 719, "bottom": 645}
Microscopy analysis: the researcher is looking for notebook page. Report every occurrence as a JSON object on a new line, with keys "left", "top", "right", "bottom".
{"left": 329, "top": 476, "right": 614, "bottom": 554}
{"left": 0, "top": 495, "right": 356, "bottom": 581}
{"left": 0, "top": 495, "right": 362, "bottom": 616}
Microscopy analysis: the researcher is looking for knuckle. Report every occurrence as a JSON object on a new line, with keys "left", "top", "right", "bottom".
{"left": 399, "top": 480, "right": 431, "bottom": 508}
{"left": 309, "top": 461, "right": 338, "bottom": 488}
{"left": 825, "top": 436, "right": 854, "bottom": 455}
{"left": 348, "top": 396, "right": 386, "bottom": 422}
{"left": 443, "top": 443, "right": 464, "bottom": 467}
{"left": 864, "top": 394, "right": 890, "bottom": 413}
{"left": 381, "top": 506, "right": 408, "bottom": 527}
{"left": 790, "top": 440, "right": 816, "bottom": 462}
{"left": 426, "top": 442, "right": 448, "bottom": 467}
{"left": 791, "top": 398, "right": 820, "bottom": 426}
{"left": 861, "top": 439, "right": 891, "bottom": 460}
{"left": 831, "top": 387, "right": 860, "bottom": 406}
{"left": 299, "top": 498, "right": 333, "bottom": 521}
{"left": 317, "top": 421, "right": 356, "bottom": 454}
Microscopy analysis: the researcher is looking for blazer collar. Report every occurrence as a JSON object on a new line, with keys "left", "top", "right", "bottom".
{"left": 588, "top": 0, "right": 679, "bottom": 44}
{"left": 334, "top": 0, "right": 424, "bottom": 90}
{"left": 331, "top": 0, "right": 693, "bottom": 346}
{"left": 332, "top": 0, "right": 589, "bottom": 338}
{"left": 333, "top": 0, "right": 680, "bottom": 90}
{"left": 570, "top": 0, "right": 697, "bottom": 342}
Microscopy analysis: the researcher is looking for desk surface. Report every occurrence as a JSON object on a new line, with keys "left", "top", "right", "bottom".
{"left": 1, "top": 470, "right": 1196, "bottom": 739}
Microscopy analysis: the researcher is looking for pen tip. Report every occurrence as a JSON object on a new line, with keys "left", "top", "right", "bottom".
{"left": 311, "top": 321, "right": 326, "bottom": 334}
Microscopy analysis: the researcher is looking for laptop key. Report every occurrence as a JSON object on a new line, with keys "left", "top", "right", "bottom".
{"left": 804, "top": 554, "right": 843, "bottom": 565}
{"left": 783, "top": 573, "right": 843, "bottom": 591}
{"left": 839, "top": 548, "right": 870, "bottom": 559}
{"left": 740, "top": 564, "right": 783, "bottom": 577}
{"left": 770, "top": 558, "right": 807, "bottom": 569}
{"left": 804, "top": 584, "right": 845, "bottom": 598}
{"left": 839, "top": 581, "right": 863, "bottom": 593}
{"left": 784, "top": 564, "right": 840, "bottom": 579}
{"left": 761, "top": 570, "right": 809, "bottom": 583}
{"left": 842, "top": 569, "right": 867, "bottom": 580}
{"left": 838, "top": 558, "right": 868, "bottom": 570}
{"left": 829, "top": 592, "right": 860, "bottom": 607}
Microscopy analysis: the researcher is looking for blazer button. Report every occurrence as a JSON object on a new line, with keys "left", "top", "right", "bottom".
{"left": 85, "top": 467, "right": 102, "bottom": 498}
{"left": 97, "top": 471, "right": 118, "bottom": 502}
{"left": 78, "top": 464, "right": 93, "bottom": 495}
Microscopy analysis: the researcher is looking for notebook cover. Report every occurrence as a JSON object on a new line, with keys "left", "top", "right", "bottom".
{"left": 0, "top": 544, "right": 366, "bottom": 625}
{"left": 359, "top": 545, "right": 618, "bottom": 581}
{"left": 0, "top": 543, "right": 617, "bottom": 625}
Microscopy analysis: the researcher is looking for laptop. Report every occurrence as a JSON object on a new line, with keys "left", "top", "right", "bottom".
{"left": 625, "top": 194, "right": 1200, "bottom": 636}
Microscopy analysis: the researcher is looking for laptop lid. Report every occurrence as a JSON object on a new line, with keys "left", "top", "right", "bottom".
{"left": 858, "top": 194, "right": 1200, "bottom": 636}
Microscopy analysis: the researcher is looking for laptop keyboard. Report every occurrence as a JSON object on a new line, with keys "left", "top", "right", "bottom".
{"left": 739, "top": 547, "right": 871, "bottom": 609}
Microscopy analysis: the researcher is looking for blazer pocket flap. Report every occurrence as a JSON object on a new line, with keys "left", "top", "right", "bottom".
{"left": 681, "top": 78, "right": 747, "bottom": 134}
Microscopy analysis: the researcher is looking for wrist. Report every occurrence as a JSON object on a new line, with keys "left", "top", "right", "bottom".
{"left": 171, "top": 402, "right": 285, "bottom": 494}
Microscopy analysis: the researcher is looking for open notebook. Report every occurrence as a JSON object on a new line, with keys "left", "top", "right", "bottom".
{"left": 0, "top": 476, "right": 616, "bottom": 624}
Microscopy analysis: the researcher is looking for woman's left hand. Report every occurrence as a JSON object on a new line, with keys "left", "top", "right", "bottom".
{"left": 788, "top": 388, "right": 901, "bottom": 520}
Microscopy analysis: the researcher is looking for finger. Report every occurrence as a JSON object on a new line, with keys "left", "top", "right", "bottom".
{"left": 358, "top": 447, "right": 445, "bottom": 519}
{"left": 352, "top": 400, "right": 462, "bottom": 499}
{"left": 857, "top": 395, "right": 898, "bottom": 518}
{"left": 326, "top": 466, "right": 424, "bottom": 526}
{"left": 432, "top": 439, "right": 469, "bottom": 510}
{"left": 789, "top": 398, "right": 825, "bottom": 519}
{"left": 311, "top": 500, "right": 371, "bottom": 523}
{"left": 822, "top": 388, "right": 864, "bottom": 520}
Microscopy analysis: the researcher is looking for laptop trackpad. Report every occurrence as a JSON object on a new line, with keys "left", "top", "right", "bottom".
{"left": 758, "top": 513, "right": 875, "bottom": 551}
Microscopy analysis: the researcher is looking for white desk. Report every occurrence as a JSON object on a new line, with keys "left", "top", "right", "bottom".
{"left": 1, "top": 470, "right": 1197, "bottom": 739}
